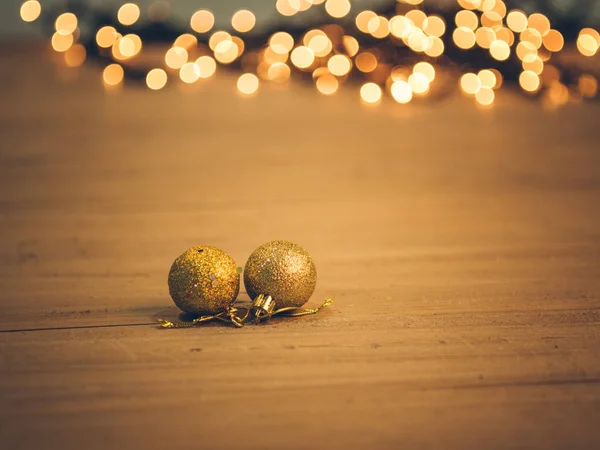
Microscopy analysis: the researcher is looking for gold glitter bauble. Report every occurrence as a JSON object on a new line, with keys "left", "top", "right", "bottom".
{"left": 168, "top": 246, "right": 240, "bottom": 315}
{"left": 244, "top": 240, "right": 317, "bottom": 308}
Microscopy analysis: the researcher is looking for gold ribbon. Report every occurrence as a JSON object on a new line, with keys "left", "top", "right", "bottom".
{"left": 158, "top": 297, "right": 333, "bottom": 328}
{"left": 251, "top": 294, "right": 334, "bottom": 323}
{"left": 158, "top": 305, "right": 250, "bottom": 328}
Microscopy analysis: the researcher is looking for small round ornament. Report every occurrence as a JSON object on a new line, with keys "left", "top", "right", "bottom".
{"left": 244, "top": 240, "right": 317, "bottom": 309}
{"left": 168, "top": 246, "right": 240, "bottom": 315}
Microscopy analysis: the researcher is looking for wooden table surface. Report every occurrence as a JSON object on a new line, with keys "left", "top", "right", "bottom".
{"left": 1, "top": 48, "right": 600, "bottom": 450}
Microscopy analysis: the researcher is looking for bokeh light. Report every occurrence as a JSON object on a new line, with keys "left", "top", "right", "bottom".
{"left": 391, "top": 80, "right": 412, "bottom": 104}
{"left": 191, "top": 10, "right": 215, "bottom": 33}
{"left": 96, "top": 26, "right": 118, "bottom": 48}
{"left": 316, "top": 74, "right": 339, "bottom": 95}
{"left": 327, "top": 55, "right": 351, "bottom": 77}
{"left": 453, "top": 27, "right": 476, "bottom": 50}
{"left": 165, "top": 46, "right": 188, "bottom": 69}
{"left": 64, "top": 44, "right": 86, "bottom": 68}
{"left": 179, "top": 62, "right": 200, "bottom": 84}
{"left": 519, "top": 70, "right": 541, "bottom": 93}
{"left": 146, "top": 68, "right": 168, "bottom": 90}
{"left": 460, "top": 73, "right": 481, "bottom": 95}
{"left": 20, "top": 1, "right": 41, "bottom": 23}
{"left": 475, "top": 86, "right": 495, "bottom": 106}
{"left": 232, "top": 10, "right": 256, "bottom": 33}
{"left": 55, "top": 13, "right": 77, "bottom": 36}
{"left": 325, "top": 0, "right": 351, "bottom": 19}
{"left": 290, "top": 46, "right": 315, "bottom": 70}
{"left": 117, "top": 3, "right": 140, "bottom": 26}
{"left": 356, "top": 52, "right": 377, "bottom": 73}
{"left": 360, "top": 82, "right": 382, "bottom": 104}
{"left": 237, "top": 73, "right": 259, "bottom": 95}
{"left": 196, "top": 56, "right": 217, "bottom": 78}
{"left": 103, "top": 64, "right": 124, "bottom": 86}
{"left": 51, "top": 32, "right": 74, "bottom": 53}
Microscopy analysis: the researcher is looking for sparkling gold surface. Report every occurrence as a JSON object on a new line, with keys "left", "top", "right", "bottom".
{"left": 244, "top": 240, "right": 317, "bottom": 308}
{"left": 168, "top": 246, "right": 240, "bottom": 315}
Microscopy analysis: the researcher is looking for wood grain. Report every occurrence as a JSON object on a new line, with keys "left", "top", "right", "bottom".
{"left": 1, "top": 48, "right": 600, "bottom": 449}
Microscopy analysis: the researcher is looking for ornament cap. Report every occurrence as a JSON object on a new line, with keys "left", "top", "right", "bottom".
{"left": 251, "top": 294, "right": 276, "bottom": 322}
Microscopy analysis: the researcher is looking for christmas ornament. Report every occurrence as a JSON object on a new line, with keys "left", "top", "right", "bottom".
{"left": 167, "top": 245, "right": 240, "bottom": 317}
{"left": 244, "top": 240, "right": 333, "bottom": 322}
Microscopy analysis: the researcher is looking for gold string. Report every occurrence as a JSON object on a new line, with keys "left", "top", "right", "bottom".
{"left": 158, "top": 305, "right": 250, "bottom": 328}
{"left": 251, "top": 295, "right": 334, "bottom": 323}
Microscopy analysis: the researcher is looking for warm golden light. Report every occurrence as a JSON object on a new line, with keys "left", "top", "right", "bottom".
{"left": 146, "top": 68, "right": 168, "bottom": 90}
{"left": 290, "top": 46, "right": 315, "bottom": 69}
{"left": 478, "top": 69, "right": 496, "bottom": 89}
{"left": 369, "top": 16, "right": 390, "bottom": 39}
{"left": 528, "top": 13, "right": 551, "bottom": 37}
{"left": 391, "top": 80, "right": 412, "bottom": 104}
{"left": 408, "top": 29, "right": 430, "bottom": 52}
{"left": 577, "top": 30, "right": 600, "bottom": 57}
{"left": 165, "top": 46, "right": 188, "bottom": 69}
{"left": 232, "top": 10, "right": 256, "bottom": 33}
{"left": 51, "top": 31, "right": 74, "bottom": 53}
{"left": 356, "top": 11, "right": 377, "bottom": 33}
{"left": 460, "top": 73, "right": 481, "bottom": 95}
{"left": 475, "top": 27, "right": 496, "bottom": 49}
{"left": 179, "top": 62, "right": 200, "bottom": 83}
{"left": 214, "top": 40, "right": 239, "bottom": 64}
{"left": 523, "top": 56, "right": 544, "bottom": 75}
{"left": 423, "top": 16, "right": 445, "bottom": 38}
{"left": 453, "top": 27, "right": 476, "bottom": 50}
{"left": 96, "top": 26, "right": 118, "bottom": 48}
{"left": 355, "top": 52, "right": 377, "bottom": 73}
{"left": 507, "top": 10, "right": 527, "bottom": 33}
{"left": 237, "top": 73, "right": 259, "bottom": 95}
{"left": 342, "top": 36, "right": 359, "bottom": 57}
{"left": 490, "top": 40, "right": 510, "bottom": 61}
{"left": 408, "top": 73, "right": 429, "bottom": 95}
{"left": 475, "top": 86, "right": 495, "bottom": 106}
{"left": 519, "top": 70, "right": 540, "bottom": 92}
{"left": 196, "top": 56, "right": 217, "bottom": 78}
{"left": 406, "top": 10, "right": 427, "bottom": 29}
{"left": 308, "top": 34, "right": 333, "bottom": 57}
{"left": 174, "top": 34, "right": 198, "bottom": 51}
{"left": 20, "top": 1, "right": 41, "bottom": 23}
{"left": 276, "top": 0, "right": 300, "bottom": 17}
{"left": 64, "top": 44, "right": 86, "bottom": 68}
{"left": 209, "top": 31, "right": 232, "bottom": 51}
{"left": 543, "top": 30, "right": 564, "bottom": 53}
{"left": 270, "top": 32, "right": 295, "bottom": 54}
{"left": 389, "top": 15, "right": 414, "bottom": 39}
{"left": 191, "top": 10, "right": 214, "bottom": 33}
{"left": 117, "top": 3, "right": 140, "bottom": 26}
{"left": 455, "top": 10, "right": 478, "bottom": 31}
{"left": 578, "top": 74, "right": 598, "bottom": 98}
{"left": 360, "top": 82, "right": 382, "bottom": 104}
{"left": 425, "top": 37, "right": 444, "bottom": 57}
{"left": 325, "top": 0, "right": 351, "bottom": 19}
{"left": 458, "top": 0, "right": 482, "bottom": 9}
{"left": 414, "top": 62, "right": 435, "bottom": 83}
{"left": 327, "top": 54, "right": 351, "bottom": 76}
{"left": 55, "top": 13, "right": 77, "bottom": 36}
{"left": 103, "top": 64, "right": 124, "bottom": 86}
{"left": 119, "top": 34, "right": 142, "bottom": 58}
{"left": 521, "top": 28, "right": 543, "bottom": 49}
{"left": 481, "top": 11, "right": 502, "bottom": 29}
{"left": 316, "top": 74, "right": 339, "bottom": 95}
{"left": 267, "top": 62, "right": 291, "bottom": 83}
{"left": 516, "top": 41, "right": 537, "bottom": 61}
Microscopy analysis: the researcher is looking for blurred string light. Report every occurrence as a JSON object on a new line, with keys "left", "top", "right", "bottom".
{"left": 22, "top": 0, "right": 600, "bottom": 107}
